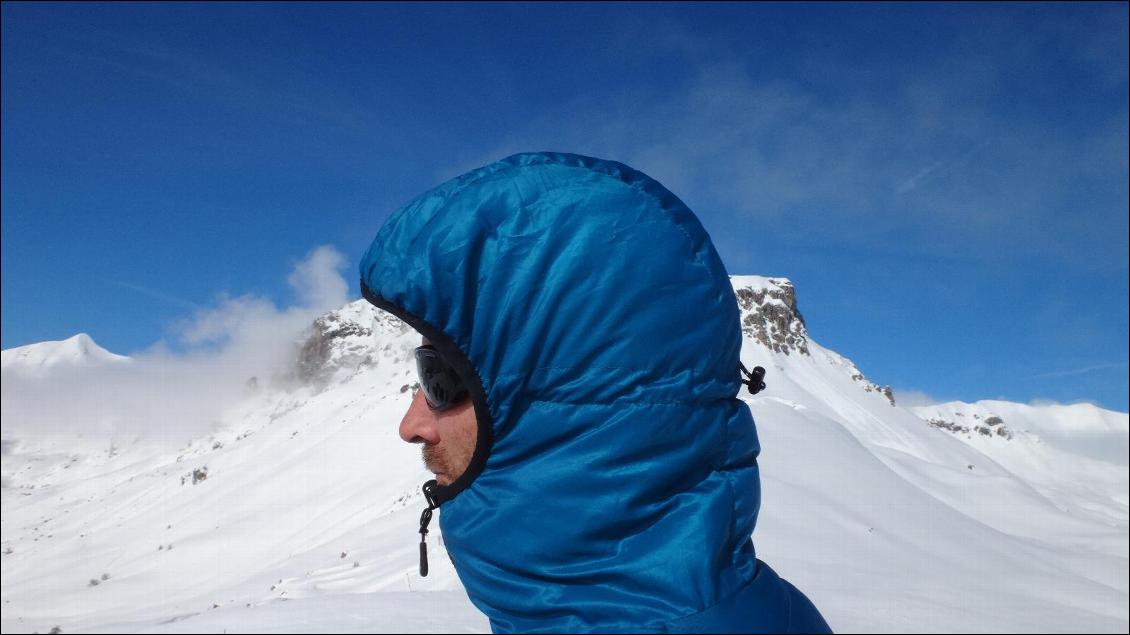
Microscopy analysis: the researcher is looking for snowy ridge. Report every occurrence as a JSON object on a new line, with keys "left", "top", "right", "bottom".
{"left": 914, "top": 399, "right": 1129, "bottom": 444}
{"left": 0, "top": 334, "right": 130, "bottom": 376}
{"left": 292, "top": 299, "right": 417, "bottom": 388}
{"left": 910, "top": 399, "right": 1129, "bottom": 527}
{"left": 1, "top": 278, "right": 1126, "bottom": 634}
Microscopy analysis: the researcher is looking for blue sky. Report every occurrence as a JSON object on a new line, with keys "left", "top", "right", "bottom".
{"left": 2, "top": 2, "right": 1127, "bottom": 411}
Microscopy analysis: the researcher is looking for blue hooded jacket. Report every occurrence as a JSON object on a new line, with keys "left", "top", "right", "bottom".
{"left": 360, "top": 152, "right": 830, "bottom": 633}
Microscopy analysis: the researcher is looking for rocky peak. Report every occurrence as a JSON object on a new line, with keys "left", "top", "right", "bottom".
{"left": 293, "top": 300, "right": 413, "bottom": 386}
{"left": 730, "top": 275, "right": 810, "bottom": 356}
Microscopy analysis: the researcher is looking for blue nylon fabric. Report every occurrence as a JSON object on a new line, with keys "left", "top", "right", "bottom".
{"left": 360, "top": 152, "right": 829, "bottom": 633}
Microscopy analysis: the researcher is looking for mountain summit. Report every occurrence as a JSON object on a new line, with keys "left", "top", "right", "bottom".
{"left": 0, "top": 333, "right": 129, "bottom": 375}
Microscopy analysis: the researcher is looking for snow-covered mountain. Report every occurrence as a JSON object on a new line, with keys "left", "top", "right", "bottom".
{"left": 1, "top": 333, "right": 130, "bottom": 376}
{"left": 1, "top": 277, "right": 1126, "bottom": 634}
{"left": 910, "top": 399, "right": 1128, "bottom": 535}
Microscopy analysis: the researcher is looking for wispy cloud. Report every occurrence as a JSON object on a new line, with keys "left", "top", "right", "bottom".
{"left": 892, "top": 389, "right": 944, "bottom": 408}
{"left": 29, "top": 26, "right": 376, "bottom": 143}
{"left": 1029, "top": 362, "right": 1129, "bottom": 380}
{"left": 461, "top": 20, "right": 1126, "bottom": 272}
{"left": 895, "top": 141, "right": 990, "bottom": 195}
{"left": 106, "top": 279, "right": 204, "bottom": 312}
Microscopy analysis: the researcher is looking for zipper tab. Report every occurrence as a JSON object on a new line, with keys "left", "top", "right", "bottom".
{"left": 418, "top": 479, "right": 439, "bottom": 577}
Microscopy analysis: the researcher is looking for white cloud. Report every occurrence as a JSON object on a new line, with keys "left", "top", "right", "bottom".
{"left": 1, "top": 245, "right": 350, "bottom": 451}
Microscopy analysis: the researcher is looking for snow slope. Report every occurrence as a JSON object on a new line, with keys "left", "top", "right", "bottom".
{"left": 2, "top": 277, "right": 1126, "bottom": 633}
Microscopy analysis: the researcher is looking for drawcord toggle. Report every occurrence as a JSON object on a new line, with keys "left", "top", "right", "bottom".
{"left": 739, "top": 362, "right": 767, "bottom": 395}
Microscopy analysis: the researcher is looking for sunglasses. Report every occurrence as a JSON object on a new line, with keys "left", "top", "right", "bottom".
{"left": 414, "top": 344, "right": 470, "bottom": 411}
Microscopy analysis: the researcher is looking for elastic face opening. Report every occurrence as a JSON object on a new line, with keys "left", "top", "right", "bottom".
{"left": 361, "top": 281, "right": 493, "bottom": 506}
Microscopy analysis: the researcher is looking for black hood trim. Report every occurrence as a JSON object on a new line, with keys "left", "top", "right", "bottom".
{"left": 360, "top": 280, "right": 493, "bottom": 506}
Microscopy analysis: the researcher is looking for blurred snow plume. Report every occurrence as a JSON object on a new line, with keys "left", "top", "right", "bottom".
{"left": 0, "top": 245, "right": 349, "bottom": 451}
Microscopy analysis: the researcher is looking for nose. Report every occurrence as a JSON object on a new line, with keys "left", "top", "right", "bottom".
{"left": 399, "top": 388, "right": 441, "bottom": 444}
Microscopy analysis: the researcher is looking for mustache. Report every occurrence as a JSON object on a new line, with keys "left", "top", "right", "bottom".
{"left": 422, "top": 443, "right": 453, "bottom": 477}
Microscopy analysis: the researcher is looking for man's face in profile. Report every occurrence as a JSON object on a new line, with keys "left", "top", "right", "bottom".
{"left": 399, "top": 336, "right": 477, "bottom": 486}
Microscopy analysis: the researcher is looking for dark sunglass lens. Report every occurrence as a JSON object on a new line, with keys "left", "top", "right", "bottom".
{"left": 414, "top": 345, "right": 468, "bottom": 411}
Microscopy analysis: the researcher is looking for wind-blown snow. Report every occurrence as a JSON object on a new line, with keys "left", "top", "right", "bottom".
{"left": 2, "top": 277, "right": 1126, "bottom": 634}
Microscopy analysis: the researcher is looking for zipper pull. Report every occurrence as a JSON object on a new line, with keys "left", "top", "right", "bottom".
{"left": 418, "top": 479, "right": 439, "bottom": 577}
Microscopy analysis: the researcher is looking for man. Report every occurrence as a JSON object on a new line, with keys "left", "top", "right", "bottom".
{"left": 361, "top": 152, "right": 831, "bottom": 633}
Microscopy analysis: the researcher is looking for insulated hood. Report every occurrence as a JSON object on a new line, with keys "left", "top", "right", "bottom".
{"left": 359, "top": 152, "right": 763, "bottom": 632}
